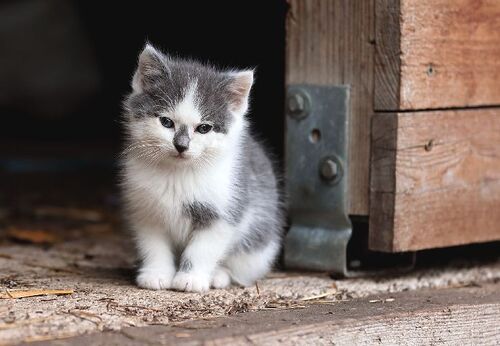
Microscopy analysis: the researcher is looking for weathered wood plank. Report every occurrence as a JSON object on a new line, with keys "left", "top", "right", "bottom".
{"left": 370, "top": 109, "right": 500, "bottom": 252}
{"left": 374, "top": 0, "right": 400, "bottom": 111}
{"left": 286, "top": 0, "right": 375, "bottom": 215}
{"left": 31, "top": 283, "right": 500, "bottom": 345}
{"left": 375, "top": 0, "right": 500, "bottom": 110}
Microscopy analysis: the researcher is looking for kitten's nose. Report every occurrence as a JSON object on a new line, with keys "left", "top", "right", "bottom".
{"left": 174, "top": 142, "right": 188, "bottom": 153}
{"left": 173, "top": 125, "right": 190, "bottom": 154}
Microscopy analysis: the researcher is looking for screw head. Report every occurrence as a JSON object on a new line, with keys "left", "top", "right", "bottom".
{"left": 287, "top": 90, "right": 310, "bottom": 119}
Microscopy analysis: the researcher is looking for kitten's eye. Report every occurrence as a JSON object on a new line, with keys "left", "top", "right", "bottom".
{"left": 196, "top": 123, "right": 212, "bottom": 134}
{"left": 159, "top": 117, "right": 174, "bottom": 128}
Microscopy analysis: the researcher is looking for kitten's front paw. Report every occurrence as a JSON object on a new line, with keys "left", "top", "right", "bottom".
{"left": 172, "top": 272, "right": 210, "bottom": 293}
{"left": 136, "top": 269, "right": 174, "bottom": 290}
{"left": 211, "top": 268, "right": 231, "bottom": 289}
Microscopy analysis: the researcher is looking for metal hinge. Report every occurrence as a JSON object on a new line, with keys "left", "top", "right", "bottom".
{"left": 283, "top": 85, "right": 414, "bottom": 277}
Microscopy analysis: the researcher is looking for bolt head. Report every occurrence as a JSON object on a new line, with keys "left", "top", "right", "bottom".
{"left": 320, "top": 159, "right": 338, "bottom": 181}
{"left": 288, "top": 94, "right": 304, "bottom": 113}
{"left": 287, "top": 90, "right": 310, "bottom": 119}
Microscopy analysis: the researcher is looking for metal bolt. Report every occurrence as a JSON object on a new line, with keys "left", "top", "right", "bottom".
{"left": 320, "top": 158, "right": 338, "bottom": 181}
{"left": 288, "top": 93, "right": 304, "bottom": 113}
{"left": 287, "top": 90, "right": 310, "bottom": 119}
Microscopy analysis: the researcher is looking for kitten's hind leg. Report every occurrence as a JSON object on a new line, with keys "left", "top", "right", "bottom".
{"left": 226, "top": 241, "right": 280, "bottom": 287}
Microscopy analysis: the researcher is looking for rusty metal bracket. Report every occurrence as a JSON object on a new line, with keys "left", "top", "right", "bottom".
{"left": 284, "top": 84, "right": 415, "bottom": 277}
{"left": 284, "top": 85, "right": 353, "bottom": 275}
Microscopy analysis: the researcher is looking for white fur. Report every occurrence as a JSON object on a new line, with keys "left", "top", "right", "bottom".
{"left": 135, "top": 229, "right": 176, "bottom": 290}
{"left": 172, "top": 82, "right": 201, "bottom": 126}
{"left": 225, "top": 241, "right": 280, "bottom": 286}
{"left": 171, "top": 219, "right": 234, "bottom": 292}
{"left": 211, "top": 267, "right": 231, "bottom": 289}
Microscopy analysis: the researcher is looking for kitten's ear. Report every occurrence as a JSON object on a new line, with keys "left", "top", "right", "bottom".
{"left": 227, "top": 70, "right": 254, "bottom": 115}
{"left": 132, "top": 43, "right": 167, "bottom": 93}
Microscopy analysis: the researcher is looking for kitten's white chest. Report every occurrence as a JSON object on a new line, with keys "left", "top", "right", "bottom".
{"left": 127, "top": 159, "right": 233, "bottom": 244}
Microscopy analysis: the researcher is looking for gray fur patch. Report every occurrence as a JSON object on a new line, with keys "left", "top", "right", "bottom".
{"left": 179, "top": 258, "right": 193, "bottom": 272}
{"left": 225, "top": 163, "right": 250, "bottom": 225}
{"left": 173, "top": 125, "right": 190, "bottom": 152}
{"left": 234, "top": 218, "right": 275, "bottom": 253}
{"left": 230, "top": 137, "right": 285, "bottom": 253}
{"left": 185, "top": 202, "right": 219, "bottom": 230}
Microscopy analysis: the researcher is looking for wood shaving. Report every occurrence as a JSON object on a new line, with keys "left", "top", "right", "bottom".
{"left": 7, "top": 228, "right": 59, "bottom": 244}
{"left": 300, "top": 289, "right": 338, "bottom": 301}
{"left": 0, "top": 289, "right": 74, "bottom": 299}
{"left": 175, "top": 333, "right": 191, "bottom": 338}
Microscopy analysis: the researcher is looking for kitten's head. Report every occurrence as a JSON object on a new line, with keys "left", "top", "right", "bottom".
{"left": 122, "top": 44, "right": 253, "bottom": 168}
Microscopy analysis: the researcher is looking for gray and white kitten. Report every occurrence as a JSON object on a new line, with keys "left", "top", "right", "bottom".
{"left": 121, "top": 44, "right": 284, "bottom": 292}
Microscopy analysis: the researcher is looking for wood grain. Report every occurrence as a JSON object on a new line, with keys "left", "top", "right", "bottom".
{"left": 34, "top": 284, "right": 500, "bottom": 345}
{"left": 374, "top": 0, "right": 400, "bottom": 111}
{"left": 286, "top": 0, "right": 375, "bottom": 215}
{"left": 375, "top": 0, "right": 500, "bottom": 110}
{"left": 370, "top": 109, "right": 500, "bottom": 252}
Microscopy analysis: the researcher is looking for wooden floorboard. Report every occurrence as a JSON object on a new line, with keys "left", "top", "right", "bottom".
{"left": 29, "top": 283, "right": 500, "bottom": 345}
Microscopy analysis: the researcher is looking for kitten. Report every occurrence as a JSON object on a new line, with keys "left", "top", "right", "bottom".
{"left": 121, "top": 44, "right": 284, "bottom": 292}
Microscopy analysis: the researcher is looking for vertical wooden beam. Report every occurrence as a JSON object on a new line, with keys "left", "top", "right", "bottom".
{"left": 286, "top": 0, "right": 375, "bottom": 215}
{"left": 374, "top": 0, "right": 401, "bottom": 111}
{"left": 369, "top": 113, "right": 397, "bottom": 250}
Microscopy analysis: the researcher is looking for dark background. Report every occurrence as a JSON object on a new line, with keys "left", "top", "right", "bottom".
{"left": 0, "top": 0, "right": 287, "bottom": 165}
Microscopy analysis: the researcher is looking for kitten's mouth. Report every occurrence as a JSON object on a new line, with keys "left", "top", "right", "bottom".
{"left": 174, "top": 153, "right": 188, "bottom": 160}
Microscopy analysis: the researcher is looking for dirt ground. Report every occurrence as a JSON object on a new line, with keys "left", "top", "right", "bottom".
{"left": 1, "top": 172, "right": 499, "bottom": 345}
{"left": 1, "top": 222, "right": 499, "bottom": 344}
